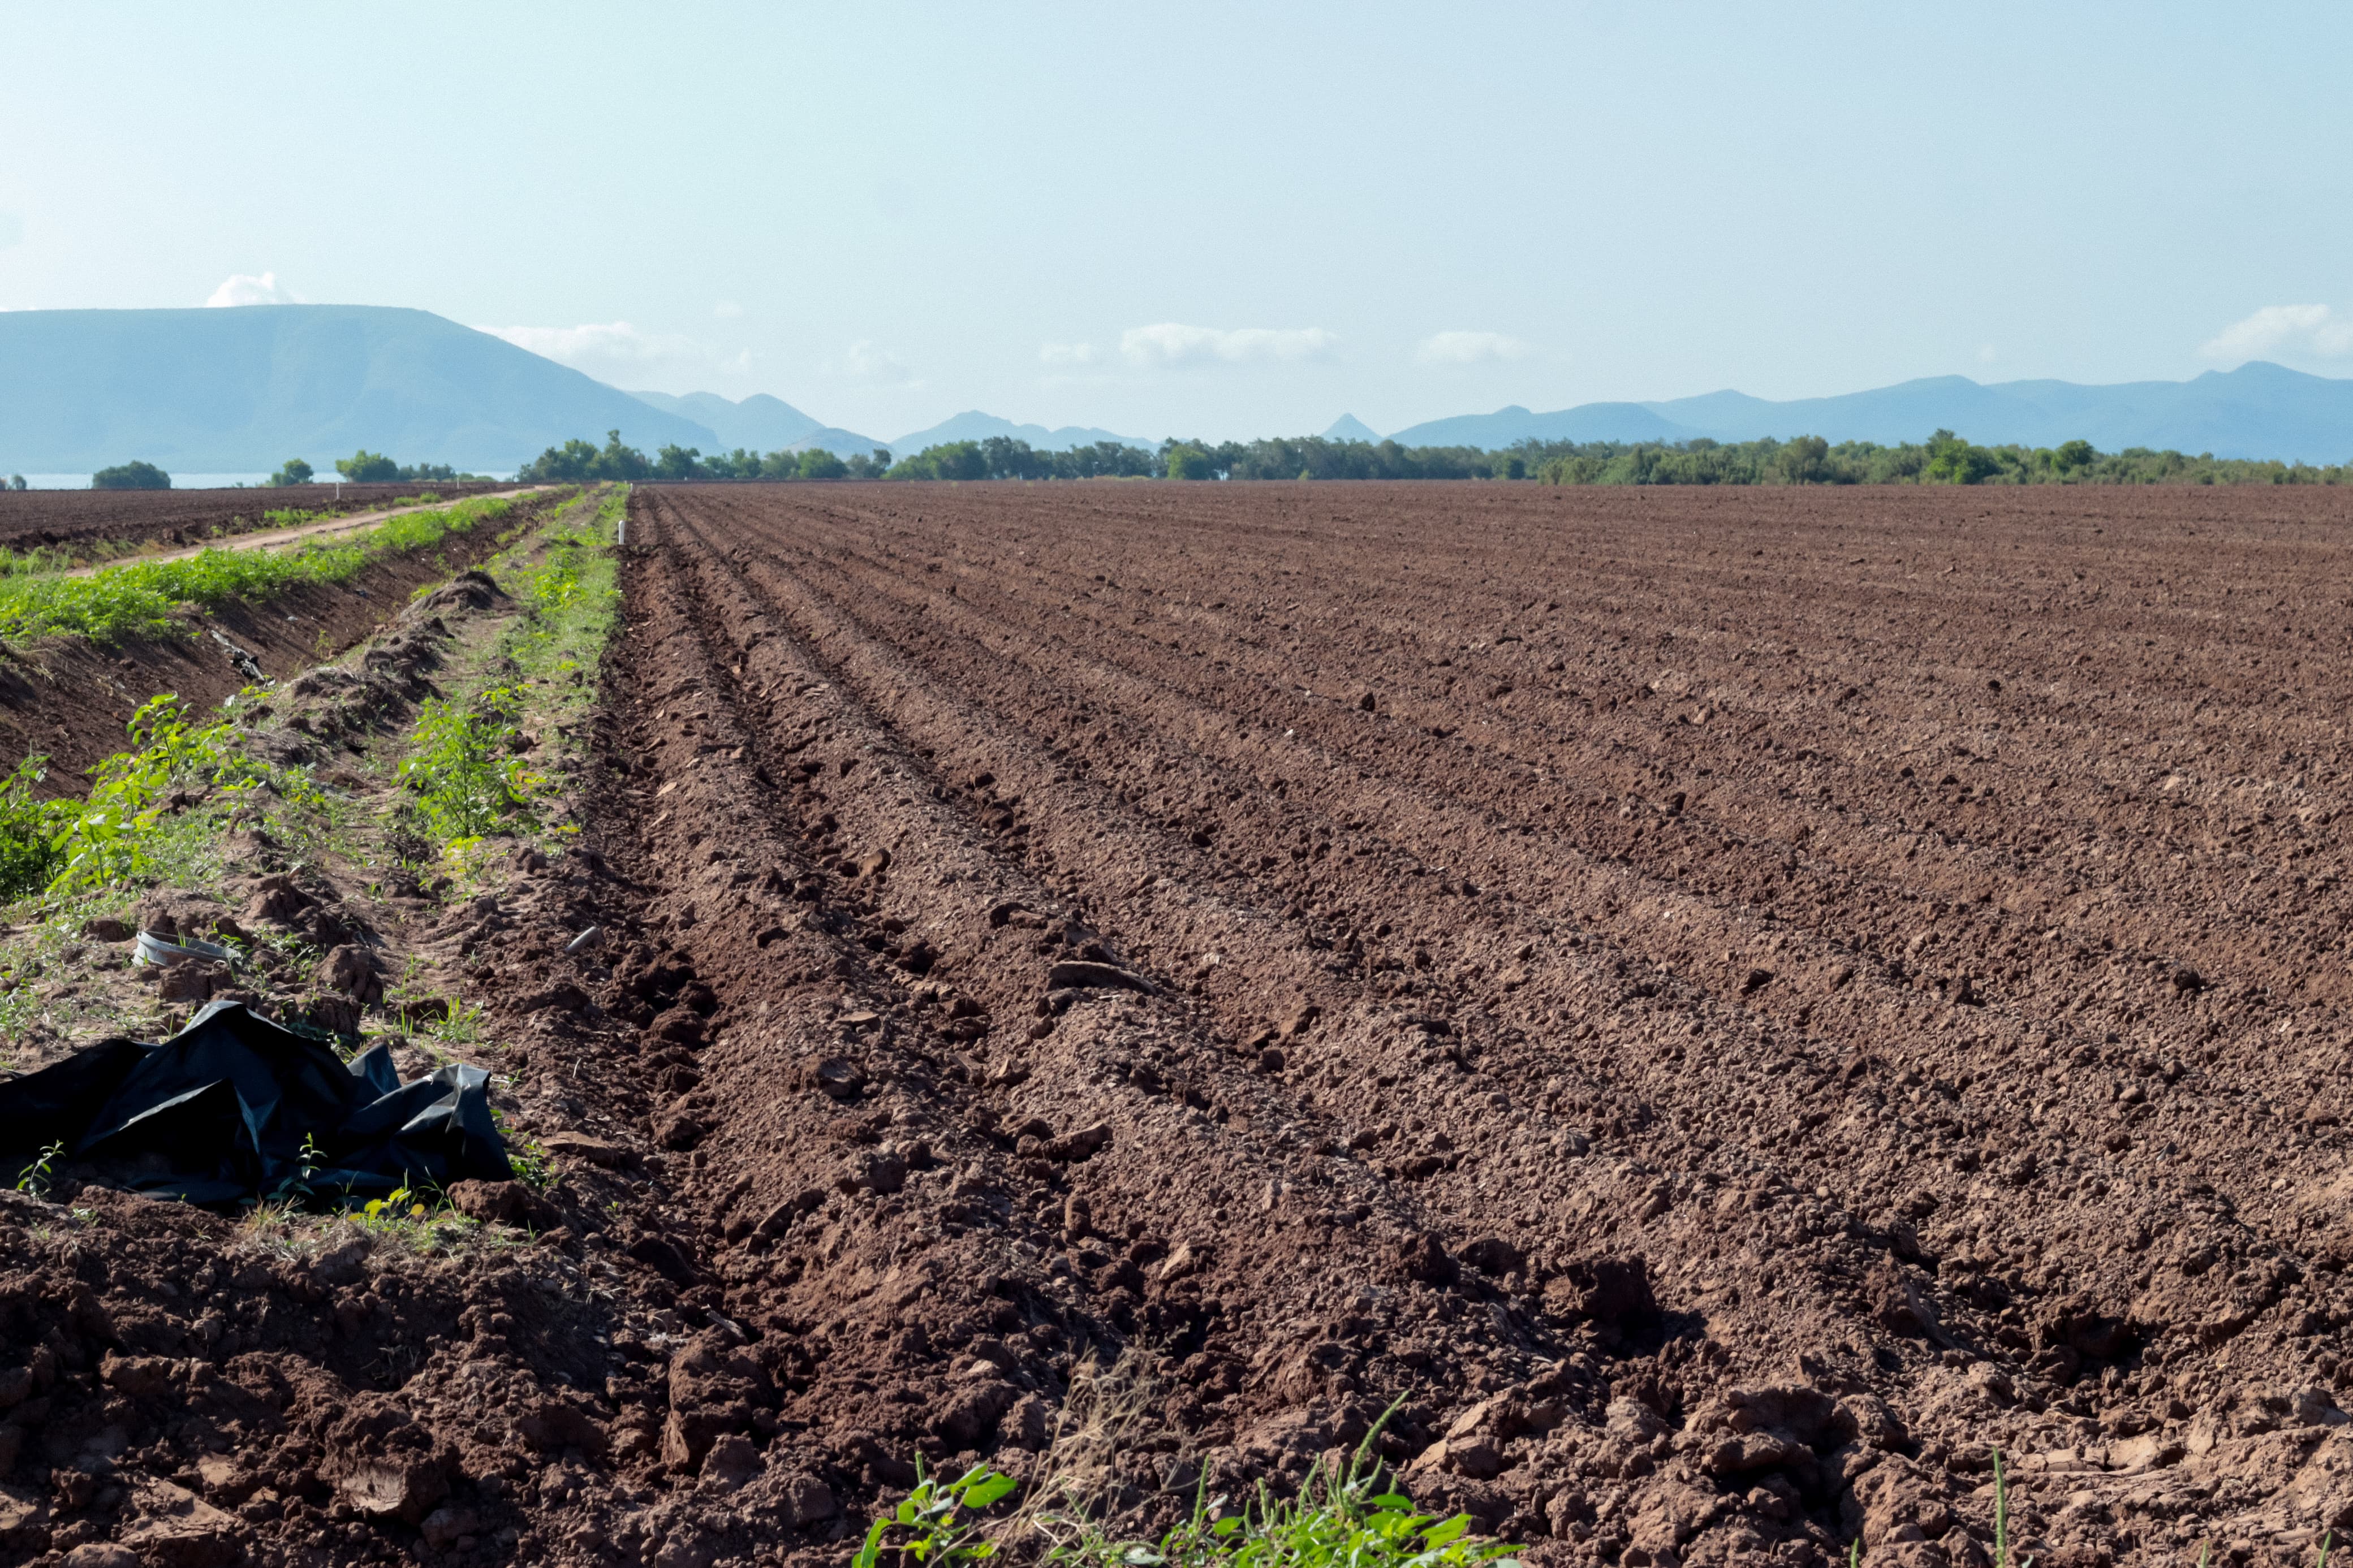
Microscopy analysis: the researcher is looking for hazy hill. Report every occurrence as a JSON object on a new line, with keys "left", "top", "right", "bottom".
{"left": 1321, "top": 414, "right": 1381, "bottom": 442}
{"left": 619, "top": 396, "right": 883, "bottom": 458}
{"left": 0, "top": 305, "right": 716, "bottom": 472}
{"left": 889, "top": 411, "right": 1152, "bottom": 453}
{"left": 1388, "top": 363, "right": 2353, "bottom": 463}
{"left": 18, "top": 303, "right": 2345, "bottom": 477}
{"left": 788, "top": 426, "right": 892, "bottom": 459}
{"left": 1387, "top": 401, "right": 1692, "bottom": 448}
{"left": 627, "top": 390, "right": 824, "bottom": 452}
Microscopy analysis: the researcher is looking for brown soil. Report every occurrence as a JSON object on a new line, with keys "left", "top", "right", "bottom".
{"left": 7, "top": 480, "right": 2353, "bottom": 1568}
{"left": 0, "top": 484, "right": 508, "bottom": 556}
{"left": 0, "top": 490, "right": 576, "bottom": 795}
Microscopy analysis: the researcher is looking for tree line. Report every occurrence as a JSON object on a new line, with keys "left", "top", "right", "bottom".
{"left": 514, "top": 427, "right": 2353, "bottom": 489}
{"left": 513, "top": 429, "right": 1163, "bottom": 483}
{"left": 31, "top": 428, "right": 2352, "bottom": 497}
{"left": 1173, "top": 430, "right": 2353, "bottom": 486}
{"left": 1519, "top": 431, "right": 2350, "bottom": 487}
{"left": 262, "top": 451, "right": 485, "bottom": 487}
{"left": 517, "top": 431, "right": 899, "bottom": 483}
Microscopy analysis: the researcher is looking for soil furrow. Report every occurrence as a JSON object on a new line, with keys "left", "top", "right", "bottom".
{"left": 36, "top": 480, "right": 2353, "bottom": 1568}
{"left": 779, "top": 495, "right": 2316, "bottom": 1041}
{"left": 596, "top": 481, "right": 2353, "bottom": 1567}
{"left": 657, "top": 498, "right": 2064, "bottom": 1200}
{"left": 594, "top": 494, "right": 1583, "bottom": 1553}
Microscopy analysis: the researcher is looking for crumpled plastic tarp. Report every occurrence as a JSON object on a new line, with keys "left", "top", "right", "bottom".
{"left": 0, "top": 999, "right": 511, "bottom": 1204}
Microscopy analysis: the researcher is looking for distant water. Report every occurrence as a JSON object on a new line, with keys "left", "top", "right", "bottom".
{"left": 12, "top": 473, "right": 273, "bottom": 490}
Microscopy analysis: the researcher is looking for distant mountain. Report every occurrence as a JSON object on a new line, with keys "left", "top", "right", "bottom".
{"left": 1389, "top": 402, "right": 1693, "bottom": 448}
{"left": 1389, "top": 364, "right": 2353, "bottom": 463}
{"left": 0, "top": 305, "right": 716, "bottom": 473}
{"left": 890, "top": 411, "right": 1152, "bottom": 453}
{"left": 1321, "top": 414, "right": 1381, "bottom": 442}
{"left": 627, "top": 390, "right": 824, "bottom": 452}
{"left": 788, "top": 426, "right": 891, "bottom": 460}
{"left": 16, "top": 305, "right": 2343, "bottom": 478}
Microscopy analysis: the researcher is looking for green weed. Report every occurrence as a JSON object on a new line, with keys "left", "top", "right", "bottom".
{"left": 857, "top": 1398, "right": 1518, "bottom": 1568}
{"left": 1992, "top": 1446, "right": 2009, "bottom": 1568}
{"left": 492, "top": 1108, "right": 552, "bottom": 1191}
{"left": 270, "top": 1132, "right": 326, "bottom": 1204}
{"left": 0, "top": 543, "right": 100, "bottom": 577}
{"left": 46, "top": 692, "right": 324, "bottom": 895}
{"left": 424, "top": 997, "right": 490, "bottom": 1047}
{"left": 0, "top": 756, "right": 74, "bottom": 899}
{"left": 855, "top": 1465, "right": 1015, "bottom": 1568}
{"left": 387, "top": 486, "right": 618, "bottom": 869}
{"left": 352, "top": 1183, "right": 478, "bottom": 1252}
{"left": 396, "top": 684, "right": 548, "bottom": 843}
{"left": 14, "top": 1139, "right": 63, "bottom": 1197}
{"left": 359, "top": 1182, "right": 428, "bottom": 1228}
{"left": 501, "top": 489, "right": 623, "bottom": 683}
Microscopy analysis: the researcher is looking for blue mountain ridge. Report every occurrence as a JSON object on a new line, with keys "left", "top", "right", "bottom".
{"left": 617, "top": 400, "right": 1153, "bottom": 460}
{"left": 626, "top": 391, "right": 826, "bottom": 452}
{"left": 1384, "top": 363, "right": 2353, "bottom": 464}
{"left": 6, "top": 304, "right": 2346, "bottom": 473}
{"left": 887, "top": 411, "right": 1152, "bottom": 453}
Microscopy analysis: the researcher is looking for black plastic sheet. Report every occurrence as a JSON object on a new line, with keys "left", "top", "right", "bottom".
{"left": 0, "top": 1000, "right": 511, "bottom": 1204}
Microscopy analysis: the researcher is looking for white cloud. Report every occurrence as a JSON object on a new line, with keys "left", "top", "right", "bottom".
{"left": 1119, "top": 323, "right": 1338, "bottom": 368}
{"left": 2201, "top": 304, "right": 2353, "bottom": 364}
{"left": 479, "top": 319, "right": 670, "bottom": 365}
{"left": 713, "top": 299, "right": 744, "bottom": 319}
{"left": 1039, "top": 341, "right": 1098, "bottom": 366}
{"left": 1415, "top": 330, "right": 1529, "bottom": 365}
{"left": 839, "top": 339, "right": 916, "bottom": 383}
{"left": 206, "top": 271, "right": 299, "bottom": 307}
{"left": 476, "top": 319, "right": 755, "bottom": 393}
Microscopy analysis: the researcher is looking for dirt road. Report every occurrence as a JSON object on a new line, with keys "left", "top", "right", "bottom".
{"left": 54, "top": 486, "right": 545, "bottom": 577}
{"left": 0, "top": 480, "right": 509, "bottom": 553}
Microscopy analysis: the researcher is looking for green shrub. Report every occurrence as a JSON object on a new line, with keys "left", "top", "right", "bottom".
{"left": 92, "top": 461, "right": 170, "bottom": 491}
{"left": 336, "top": 450, "right": 399, "bottom": 483}
{"left": 0, "top": 757, "right": 72, "bottom": 900}
{"left": 397, "top": 685, "right": 544, "bottom": 843}
{"left": 799, "top": 447, "right": 851, "bottom": 481}
{"left": 48, "top": 692, "right": 321, "bottom": 895}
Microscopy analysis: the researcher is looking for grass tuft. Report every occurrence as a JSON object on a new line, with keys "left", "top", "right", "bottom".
{"left": 1993, "top": 1445, "right": 2009, "bottom": 1568}
{"left": 492, "top": 1107, "right": 553, "bottom": 1190}
{"left": 855, "top": 1373, "right": 1519, "bottom": 1568}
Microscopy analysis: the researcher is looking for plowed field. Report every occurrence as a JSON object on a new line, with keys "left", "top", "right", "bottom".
{"left": 579, "top": 481, "right": 2353, "bottom": 1567}
{"left": 10, "top": 479, "right": 2353, "bottom": 1568}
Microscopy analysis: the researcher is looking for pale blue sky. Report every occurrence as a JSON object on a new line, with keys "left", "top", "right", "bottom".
{"left": 5, "top": 1, "right": 2350, "bottom": 440}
